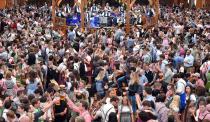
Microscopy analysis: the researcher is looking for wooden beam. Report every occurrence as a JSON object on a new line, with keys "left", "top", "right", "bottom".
{"left": 57, "top": 0, "right": 63, "bottom": 6}
{"left": 196, "top": 0, "right": 204, "bottom": 8}
{"left": 130, "top": 0, "right": 136, "bottom": 8}
{"left": 84, "top": 0, "right": 87, "bottom": 7}
{"left": 80, "top": 0, "right": 85, "bottom": 32}
{"left": 155, "top": 0, "right": 160, "bottom": 23}
{"left": 0, "top": 0, "right": 6, "bottom": 9}
{"left": 125, "top": 0, "right": 131, "bottom": 34}
{"left": 6, "top": 0, "right": 14, "bottom": 8}
{"left": 52, "top": 0, "right": 56, "bottom": 28}
{"left": 123, "top": 0, "right": 136, "bottom": 34}
{"left": 155, "top": 0, "right": 160, "bottom": 18}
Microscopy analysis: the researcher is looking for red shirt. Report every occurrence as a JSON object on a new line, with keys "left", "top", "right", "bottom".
{"left": 11, "top": 23, "right": 17, "bottom": 30}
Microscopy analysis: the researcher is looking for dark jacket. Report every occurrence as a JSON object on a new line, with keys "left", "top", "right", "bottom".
{"left": 128, "top": 83, "right": 139, "bottom": 96}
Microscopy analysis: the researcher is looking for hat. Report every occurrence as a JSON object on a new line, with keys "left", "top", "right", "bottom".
{"left": 50, "top": 79, "right": 60, "bottom": 91}
{"left": 192, "top": 73, "right": 200, "bottom": 78}
{"left": 60, "top": 85, "right": 66, "bottom": 90}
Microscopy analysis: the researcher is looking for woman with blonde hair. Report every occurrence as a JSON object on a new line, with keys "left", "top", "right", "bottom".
{"left": 128, "top": 71, "right": 140, "bottom": 116}
{"left": 95, "top": 68, "right": 106, "bottom": 97}
{"left": 129, "top": 71, "right": 139, "bottom": 85}
{"left": 169, "top": 95, "right": 180, "bottom": 112}
{"left": 118, "top": 96, "right": 134, "bottom": 122}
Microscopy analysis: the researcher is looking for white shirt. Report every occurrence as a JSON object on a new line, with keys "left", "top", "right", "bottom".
{"left": 186, "top": 94, "right": 196, "bottom": 102}
{"left": 73, "top": 62, "right": 80, "bottom": 71}
{"left": 17, "top": 23, "right": 24, "bottom": 31}
{"left": 197, "top": 24, "right": 203, "bottom": 29}
{"left": 176, "top": 78, "right": 186, "bottom": 94}
{"left": 173, "top": 24, "right": 183, "bottom": 35}
{"left": 66, "top": 81, "right": 72, "bottom": 91}
{"left": 2, "top": 109, "right": 9, "bottom": 121}
{"left": 164, "top": 68, "right": 174, "bottom": 83}
{"left": 11, "top": 76, "right": 16, "bottom": 84}
{"left": 156, "top": 50, "right": 162, "bottom": 61}
{"left": 8, "top": 33, "right": 16, "bottom": 42}
{"left": 184, "top": 54, "right": 194, "bottom": 67}
{"left": 99, "top": 103, "right": 116, "bottom": 122}
{"left": 91, "top": 6, "right": 98, "bottom": 12}
{"left": 57, "top": 62, "right": 67, "bottom": 71}
{"left": 118, "top": 105, "right": 133, "bottom": 113}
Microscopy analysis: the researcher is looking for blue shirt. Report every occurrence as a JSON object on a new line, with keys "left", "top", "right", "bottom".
{"left": 145, "top": 95, "right": 155, "bottom": 102}
{"left": 127, "top": 39, "right": 134, "bottom": 48}
{"left": 173, "top": 56, "right": 184, "bottom": 69}
{"left": 139, "top": 75, "right": 148, "bottom": 87}
{"left": 68, "top": 31, "right": 75, "bottom": 41}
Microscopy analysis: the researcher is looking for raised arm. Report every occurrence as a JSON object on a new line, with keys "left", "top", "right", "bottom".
{"left": 66, "top": 95, "right": 81, "bottom": 113}
{"left": 42, "top": 98, "right": 57, "bottom": 113}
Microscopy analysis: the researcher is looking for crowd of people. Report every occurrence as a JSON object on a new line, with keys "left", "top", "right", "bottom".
{"left": 0, "top": 1, "right": 210, "bottom": 122}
